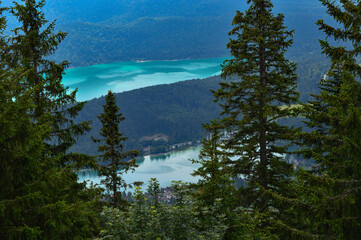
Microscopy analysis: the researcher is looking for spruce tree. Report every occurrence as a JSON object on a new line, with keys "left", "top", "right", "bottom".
{"left": 1, "top": 5, "right": 46, "bottom": 238}
{"left": 0, "top": 34, "right": 100, "bottom": 240}
{"left": 212, "top": 0, "right": 299, "bottom": 235}
{"left": 93, "top": 90, "right": 139, "bottom": 207}
{"left": 192, "top": 120, "right": 250, "bottom": 238}
{"left": 5, "top": 0, "right": 91, "bottom": 161}
{"left": 0, "top": 36, "right": 47, "bottom": 240}
{"left": 294, "top": 0, "right": 361, "bottom": 238}
{"left": 192, "top": 120, "right": 234, "bottom": 208}
{"left": 1, "top": 2, "right": 101, "bottom": 238}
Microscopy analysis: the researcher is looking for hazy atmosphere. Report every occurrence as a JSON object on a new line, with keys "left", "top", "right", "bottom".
{"left": 1, "top": 0, "right": 361, "bottom": 239}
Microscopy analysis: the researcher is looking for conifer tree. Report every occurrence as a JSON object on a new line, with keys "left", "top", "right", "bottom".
{"left": 212, "top": 0, "right": 299, "bottom": 234}
{"left": 5, "top": 0, "right": 91, "bottom": 161}
{"left": 93, "top": 90, "right": 139, "bottom": 207}
{"left": 0, "top": 31, "right": 47, "bottom": 239}
{"left": 294, "top": 0, "right": 361, "bottom": 238}
{"left": 192, "top": 120, "right": 234, "bottom": 208}
{"left": 191, "top": 120, "right": 244, "bottom": 238}
{"left": 0, "top": 35, "right": 100, "bottom": 240}
{"left": 1, "top": 5, "right": 45, "bottom": 238}
{"left": 1, "top": 2, "right": 101, "bottom": 238}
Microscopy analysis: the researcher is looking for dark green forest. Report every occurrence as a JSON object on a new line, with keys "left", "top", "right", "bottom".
{"left": 71, "top": 64, "right": 322, "bottom": 157}
{"left": 71, "top": 57, "right": 328, "bottom": 156}
{"left": 1, "top": 0, "right": 361, "bottom": 239}
{"left": 72, "top": 76, "right": 223, "bottom": 156}
{"left": 1, "top": 0, "right": 335, "bottom": 68}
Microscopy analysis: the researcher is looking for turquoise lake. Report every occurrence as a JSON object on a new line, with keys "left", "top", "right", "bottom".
{"left": 78, "top": 146, "right": 202, "bottom": 189}
{"left": 63, "top": 57, "right": 226, "bottom": 101}
{"left": 72, "top": 58, "right": 227, "bottom": 188}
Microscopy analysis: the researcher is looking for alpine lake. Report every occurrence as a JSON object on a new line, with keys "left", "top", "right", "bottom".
{"left": 77, "top": 146, "right": 202, "bottom": 190}
{"left": 65, "top": 57, "right": 226, "bottom": 188}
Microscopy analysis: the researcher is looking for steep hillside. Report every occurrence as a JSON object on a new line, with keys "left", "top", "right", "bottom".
{"left": 2, "top": 0, "right": 330, "bottom": 67}
{"left": 71, "top": 75, "right": 224, "bottom": 156}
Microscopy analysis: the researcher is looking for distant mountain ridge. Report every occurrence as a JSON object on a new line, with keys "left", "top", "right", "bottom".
{"left": 2, "top": 0, "right": 329, "bottom": 67}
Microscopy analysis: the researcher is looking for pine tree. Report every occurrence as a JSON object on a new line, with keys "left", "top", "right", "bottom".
{"left": 93, "top": 90, "right": 139, "bottom": 207}
{"left": 1, "top": 2, "right": 101, "bottom": 238}
{"left": 0, "top": 35, "right": 101, "bottom": 240}
{"left": 294, "top": 0, "right": 361, "bottom": 238}
{"left": 191, "top": 120, "right": 245, "bottom": 238}
{"left": 212, "top": 0, "right": 299, "bottom": 235}
{"left": 5, "top": 0, "right": 91, "bottom": 161}
{"left": 1, "top": 5, "right": 45, "bottom": 238}
{"left": 192, "top": 120, "right": 234, "bottom": 208}
{"left": 0, "top": 42, "right": 48, "bottom": 240}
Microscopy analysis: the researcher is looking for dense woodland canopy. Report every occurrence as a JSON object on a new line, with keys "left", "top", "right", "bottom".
{"left": 72, "top": 76, "right": 224, "bottom": 156}
{"left": 0, "top": 0, "right": 333, "bottom": 68}
{"left": 1, "top": 0, "right": 361, "bottom": 239}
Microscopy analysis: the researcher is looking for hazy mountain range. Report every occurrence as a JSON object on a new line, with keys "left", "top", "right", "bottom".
{"left": 2, "top": 0, "right": 330, "bottom": 67}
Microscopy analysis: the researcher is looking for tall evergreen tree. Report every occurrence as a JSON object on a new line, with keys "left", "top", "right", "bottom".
{"left": 0, "top": 28, "right": 47, "bottom": 239}
{"left": 1, "top": 2, "right": 101, "bottom": 238}
{"left": 0, "top": 37, "right": 100, "bottom": 240}
{"left": 212, "top": 0, "right": 299, "bottom": 235}
{"left": 293, "top": 0, "right": 361, "bottom": 238}
{"left": 191, "top": 120, "right": 242, "bottom": 238}
{"left": 93, "top": 90, "right": 139, "bottom": 207}
{"left": 5, "top": 0, "right": 91, "bottom": 161}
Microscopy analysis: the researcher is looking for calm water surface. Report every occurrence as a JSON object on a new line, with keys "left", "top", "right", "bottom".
{"left": 72, "top": 58, "right": 224, "bottom": 187}
{"left": 78, "top": 146, "right": 202, "bottom": 189}
{"left": 63, "top": 58, "right": 226, "bottom": 101}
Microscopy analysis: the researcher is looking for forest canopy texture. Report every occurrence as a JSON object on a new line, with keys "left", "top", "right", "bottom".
{"left": 1, "top": 0, "right": 361, "bottom": 239}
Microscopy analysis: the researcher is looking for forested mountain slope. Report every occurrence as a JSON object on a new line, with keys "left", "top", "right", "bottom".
{"left": 72, "top": 75, "right": 223, "bottom": 155}
{"left": 72, "top": 55, "right": 325, "bottom": 157}
{"left": 2, "top": 0, "right": 331, "bottom": 67}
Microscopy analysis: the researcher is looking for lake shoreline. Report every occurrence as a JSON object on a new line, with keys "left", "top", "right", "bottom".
{"left": 76, "top": 144, "right": 202, "bottom": 173}
{"left": 143, "top": 143, "right": 202, "bottom": 158}
{"left": 77, "top": 145, "right": 203, "bottom": 188}
{"left": 67, "top": 56, "right": 228, "bottom": 69}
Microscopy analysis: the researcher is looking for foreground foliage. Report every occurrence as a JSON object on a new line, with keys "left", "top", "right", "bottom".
{"left": 97, "top": 181, "right": 226, "bottom": 240}
{"left": 0, "top": 1, "right": 101, "bottom": 239}
{"left": 1, "top": 0, "right": 361, "bottom": 239}
{"left": 291, "top": 0, "right": 361, "bottom": 238}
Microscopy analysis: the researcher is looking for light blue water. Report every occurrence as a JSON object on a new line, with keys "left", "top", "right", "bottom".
{"left": 63, "top": 58, "right": 226, "bottom": 101}
{"left": 71, "top": 58, "right": 226, "bottom": 187}
{"left": 78, "top": 146, "right": 202, "bottom": 189}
